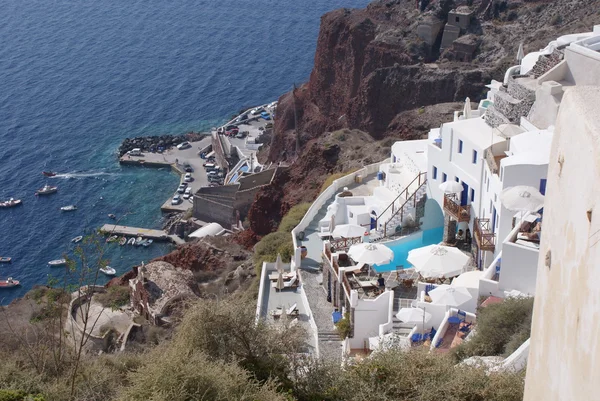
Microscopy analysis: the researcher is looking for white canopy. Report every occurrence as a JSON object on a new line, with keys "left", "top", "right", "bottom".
{"left": 348, "top": 243, "right": 394, "bottom": 266}
{"left": 332, "top": 224, "right": 365, "bottom": 238}
{"left": 396, "top": 307, "right": 432, "bottom": 324}
{"left": 500, "top": 186, "right": 544, "bottom": 213}
{"left": 429, "top": 285, "right": 473, "bottom": 307}
{"left": 439, "top": 181, "right": 464, "bottom": 194}
{"left": 408, "top": 245, "right": 469, "bottom": 279}
{"left": 463, "top": 97, "right": 472, "bottom": 119}
{"left": 451, "top": 270, "right": 484, "bottom": 289}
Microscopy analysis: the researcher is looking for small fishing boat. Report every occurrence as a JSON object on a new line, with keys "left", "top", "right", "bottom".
{"left": 35, "top": 185, "right": 58, "bottom": 196}
{"left": 42, "top": 171, "right": 57, "bottom": 177}
{"left": 71, "top": 235, "right": 83, "bottom": 243}
{"left": 0, "top": 198, "right": 22, "bottom": 208}
{"left": 142, "top": 239, "right": 153, "bottom": 247}
{"left": 108, "top": 214, "right": 116, "bottom": 219}
{"left": 0, "top": 277, "right": 20, "bottom": 288}
{"left": 99, "top": 266, "right": 116, "bottom": 276}
{"left": 127, "top": 237, "right": 136, "bottom": 245}
{"left": 60, "top": 205, "right": 77, "bottom": 211}
{"left": 134, "top": 236, "right": 144, "bottom": 246}
{"left": 106, "top": 235, "right": 118, "bottom": 243}
{"left": 119, "top": 237, "right": 127, "bottom": 246}
{"left": 0, "top": 257, "right": 12, "bottom": 263}
{"left": 48, "top": 258, "right": 67, "bottom": 267}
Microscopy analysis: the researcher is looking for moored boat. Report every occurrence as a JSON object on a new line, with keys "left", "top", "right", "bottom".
{"left": 0, "top": 198, "right": 22, "bottom": 208}
{"left": 106, "top": 235, "right": 118, "bottom": 243}
{"left": 35, "top": 185, "right": 58, "bottom": 196}
{"left": 134, "top": 236, "right": 144, "bottom": 246}
{"left": 99, "top": 266, "right": 116, "bottom": 276}
{"left": 108, "top": 214, "right": 116, "bottom": 219}
{"left": 71, "top": 235, "right": 83, "bottom": 243}
{"left": 119, "top": 237, "right": 127, "bottom": 246}
{"left": 48, "top": 258, "right": 67, "bottom": 266}
{"left": 0, "top": 277, "right": 20, "bottom": 288}
{"left": 127, "top": 237, "right": 136, "bottom": 245}
{"left": 142, "top": 239, "right": 153, "bottom": 247}
{"left": 0, "top": 257, "right": 12, "bottom": 263}
{"left": 60, "top": 205, "right": 77, "bottom": 211}
{"left": 42, "top": 171, "right": 57, "bottom": 177}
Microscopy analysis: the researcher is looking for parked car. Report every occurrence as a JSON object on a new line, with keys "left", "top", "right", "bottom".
{"left": 184, "top": 165, "right": 193, "bottom": 172}
{"left": 226, "top": 125, "right": 237, "bottom": 131}
{"left": 171, "top": 195, "right": 181, "bottom": 205}
{"left": 177, "top": 141, "right": 191, "bottom": 150}
{"left": 265, "top": 122, "right": 273, "bottom": 129}
{"left": 207, "top": 171, "right": 217, "bottom": 176}
{"left": 183, "top": 187, "right": 192, "bottom": 199}
{"left": 235, "top": 132, "right": 246, "bottom": 139}
{"left": 184, "top": 173, "right": 192, "bottom": 182}
{"left": 203, "top": 162, "right": 215, "bottom": 168}
{"left": 251, "top": 107, "right": 264, "bottom": 115}
{"left": 128, "top": 148, "right": 143, "bottom": 156}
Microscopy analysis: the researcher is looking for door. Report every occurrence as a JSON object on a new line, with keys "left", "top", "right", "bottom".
{"left": 370, "top": 217, "right": 376, "bottom": 230}
{"left": 492, "top": 206, "right": 497, "bottom": 233}
{"left": 460, "top": 182, "right": 469, "bottom": 206}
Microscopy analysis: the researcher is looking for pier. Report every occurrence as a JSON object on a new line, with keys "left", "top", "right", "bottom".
{"left": 100, "top": 224, "right": 185, "bottom": 245}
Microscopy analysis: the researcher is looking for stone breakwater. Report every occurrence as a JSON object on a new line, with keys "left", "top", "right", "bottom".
{"left": 118, "top": 132, "right": 208, "bottom": 157}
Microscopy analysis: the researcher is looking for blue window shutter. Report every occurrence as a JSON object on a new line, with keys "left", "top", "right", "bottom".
{"left": 472, "top": 150, "right": 478, "bottom": 164}
{"left": 539, "top": 179, "right": 547, "bottom": 195}
{"left": 442, "top": 173, "right": 447, "bottom": 182}
{"left": 458, "top": 140, "right": 463, "bottom": 153}
{"left": 433, "top": 166, "right": 438, "bottom": 180}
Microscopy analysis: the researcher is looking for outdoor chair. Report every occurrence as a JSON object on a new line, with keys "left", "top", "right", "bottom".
{"left": 286, "top": 303, "right": 299, "bottom": 318}
{"left": 435, "top": 338, "right": 444, "bottom": 348}
{"left": 457, "top": 310, "right": 466, "bottom": 322}
{"left": 411, "top": 333, "right": 423, "bottom": 343}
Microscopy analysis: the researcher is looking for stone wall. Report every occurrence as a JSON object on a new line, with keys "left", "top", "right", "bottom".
{"left": 530, "top": 50, "right": 564, "bottom": 79}
{"left": 440, "top": 24, "right": 460, "bottom": 50}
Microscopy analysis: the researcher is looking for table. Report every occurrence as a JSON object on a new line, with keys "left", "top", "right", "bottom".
{"left": 448, "top": 316, "right": 461, "bottom": 325}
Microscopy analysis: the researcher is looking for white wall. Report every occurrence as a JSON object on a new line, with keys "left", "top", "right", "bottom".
{"left": 524, "top": 88, "right": 600, "bottom": 400}
{"left": 349, "top": 291, "right": 393, "bottom": 349}
{"left": 499, "top": 228, "right": 539, "bottom": 296}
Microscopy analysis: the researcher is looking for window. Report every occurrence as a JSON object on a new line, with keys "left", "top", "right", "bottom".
{"left": 455, "top": 16, "right": 460, "bottom": 23}
{"left": 540, "top": 178, "right": 547, "bottom": 195}
{"left": 490, "top": 200, "right": 492, "bottom": 214}
{"left": 458, "top": 139, "right": 463, "bottom": 153}
{"left": 500, "top": 167, "right": 503, "bottom": 181}
{"left": 442, "top": 173, "right": 447, "bottom": 182}
{"left": 470, "top": 188, "right": 475, "bottom": 202}
{"left": 472, "top": 150, "right": 478, "bottom": 164}
{"left": 455, "top": 176, "right": 460, "bottom": 182}
{"left": 433, "top": 166, "right": 438, "bottom": 180}
{"left": 487, "top": 179, "right": 490, "bottom": 192}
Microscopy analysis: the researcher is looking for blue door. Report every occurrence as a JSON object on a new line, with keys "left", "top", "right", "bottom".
{"left": 370, "top": 216, "right": 376, "bottom": 230}
{"left": 539, "top": 179, "right": 547, "bottom": 195}
{"left": 492, "top": 206, "right": 497, "bottom": 233}
{"left": 460, "top": 182, "right": 469, "bottom": 206}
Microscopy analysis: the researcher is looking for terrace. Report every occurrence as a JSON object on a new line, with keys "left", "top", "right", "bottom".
{"left": 430, "top": 308, "right": 476, "bottom": 353}
{"left": 443, "top": 193, "right": 471, "bottom": 223}
{"left": 474, "top": 218, "right": 496, "bottom": 252}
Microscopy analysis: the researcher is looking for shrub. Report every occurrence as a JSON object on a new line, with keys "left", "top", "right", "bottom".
{"left": 335, "top": 312, "right": 351, "bottom": 340}
{"left": 550, "top": 15, "right": 563, "bottom": 26}
{"left": 96, "top": 286, "right": 130, "bottom": 310}
{"left": 278, "top": 203, "right": 311, "bottom": 233}
{"left": 452, "top": 297, "right": 534, "bottom": 361}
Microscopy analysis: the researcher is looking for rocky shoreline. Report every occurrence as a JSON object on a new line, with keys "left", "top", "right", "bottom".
{"left": 118, "top": 131, "right": 209, "bottom": 157}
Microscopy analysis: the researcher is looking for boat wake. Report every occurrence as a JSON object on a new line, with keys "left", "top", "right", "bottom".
{"left": 50, "top": 171, "right": 116, "bottom": 179}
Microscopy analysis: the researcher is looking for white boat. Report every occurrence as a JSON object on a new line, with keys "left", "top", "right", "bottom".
{"left": 35, "top": 185, "right": 58, "bottom": 196}
{"left": 0, "top": 277, "right": 20, "bottom": 288}
{"left": 99, "top": 266, "right": 116, "bottom": 276}
{"left": 106, "top": 235, "right": 118, "bottom": 243}
{"left": 134, "top": 236, "right": 144, "bottom": 246}
{"left": 60, "top": 205, "right": 77, "bottom": 211}
{"left": 142, "top": 239, "right": 153, "bottom": 247}
{"left": 0, "top": 198, "right": 22, "bottom": 208}
{"left": 71, "top": 236, "right": 83, "bottom": 243}
{"left": 48, "top": 258, "right": 67, "bottom": 266}
{"left": 127, "top": 237, "right": 136, "bottom": 245}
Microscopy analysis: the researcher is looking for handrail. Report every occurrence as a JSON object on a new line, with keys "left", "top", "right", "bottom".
{"left": 382, "top": 174, "right": 428, "bottom": 237}
{"left": 377, "top": 172, "right": 427, "bottom": 228}
{"left": 474, "top": 218, "right": 496, "bottom": 251}
{"left": 443, "top": 194, "right": 471, "bottom": 222}
{"left": 330, "top": 236, "right": 362, "bottom": 252}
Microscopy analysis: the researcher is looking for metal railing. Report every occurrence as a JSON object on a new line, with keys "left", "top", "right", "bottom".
{"left": 330, "top": 236, "right": 362, "bottom": 252}
{"left": 474, "top": 218, "right": 496, "bottom": 252}
{"left": 443, "top": 194, "right": 471, "bottom": 222}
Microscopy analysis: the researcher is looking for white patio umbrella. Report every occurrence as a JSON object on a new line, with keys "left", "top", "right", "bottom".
{"left": 408, "top": 245, "right": 469, "bottom": 279}
{"left": 451, "top": 270, "right": 484, "bottom": 289}
{"left": 275, "top": 253, "right": 284, "bottom": 273}
{"left": 439, "top": 180, "right": 464, "bottom": 194}
{"left": 332, "top": 224, "right": 365, "bottom": 238}
{"left": 348, "top": 243, "right": 394, "bottom": 266}
{"left": 463, "top": 97, "right": 472, "bottom": 119}
{"left": 396, "top": 307, "right": 432, "bottom": 324}
{"left": 516, "top": 43, "right": 525, "bottom": 63}
{"left": 500, "top": 186, "right": 544, "bottom": 213}
{"left": 275, "top": 253, "right": 285, "bottom": 293}
{"left": 429, "top": 285, "right": 472, "bottom": 307}
{"left": 328, "top": 214, "right": 335, "bottom": 233}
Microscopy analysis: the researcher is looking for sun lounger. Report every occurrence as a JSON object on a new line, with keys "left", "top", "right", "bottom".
{"left": 268, "top": 272, "right": 295, "bottom": 281}
{"left": 284, "top": 274, "right": 298, "bottom": 288}
{"left": 345, "top": 263, "right": 367, "bottom": 274}
{"left": 270, "top": 308, "right": 283, "bottom": 319}
{"left": 286, "top": 303, "right": 299, "bottom": 318}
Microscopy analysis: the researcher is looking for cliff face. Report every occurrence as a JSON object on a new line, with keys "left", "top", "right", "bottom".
{"left": 270, "top": 0, "right": 600, "bottom": 162}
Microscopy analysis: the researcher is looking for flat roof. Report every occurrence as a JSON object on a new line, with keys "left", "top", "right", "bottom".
{"left": 504, "top": 130, "right": 553, "bottom": 166}
{"left": 391, "top": 139, "right": 429, "bottom": 172}
{"left": 450, "top": 117, "right": 505, "bottom": 150}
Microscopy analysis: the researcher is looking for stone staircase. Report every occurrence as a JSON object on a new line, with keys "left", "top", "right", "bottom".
{"left": 318, "top": 330, "right": 341, "bottom": 342}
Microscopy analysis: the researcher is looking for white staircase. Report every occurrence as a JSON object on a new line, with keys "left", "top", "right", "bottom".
{"left": 383, "top": 185, "right": 427, "bottom": 234}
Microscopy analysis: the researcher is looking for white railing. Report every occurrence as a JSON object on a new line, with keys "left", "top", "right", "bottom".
{"left": 290, "top": 159, "right": 390, "bottom": 268}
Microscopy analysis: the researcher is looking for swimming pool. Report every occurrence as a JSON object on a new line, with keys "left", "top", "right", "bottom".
{"left": 374, "top": 227, "right": 444, "bottom": 272}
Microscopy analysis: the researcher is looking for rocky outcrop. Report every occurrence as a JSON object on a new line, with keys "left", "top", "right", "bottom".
{"left": 118, "top": 132, "right": 208, "bottom": 157}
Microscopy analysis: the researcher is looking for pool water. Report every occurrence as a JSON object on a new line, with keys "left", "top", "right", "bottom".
{"left": 374, "top": 227, "right": 444, "bottom": 272}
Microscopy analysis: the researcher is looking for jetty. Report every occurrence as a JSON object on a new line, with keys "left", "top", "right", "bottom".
{"left": 100, "top": 224, "right": 185, "bottom": 245}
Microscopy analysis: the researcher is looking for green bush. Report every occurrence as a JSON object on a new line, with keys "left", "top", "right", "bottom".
{"left": 254, "top": 232, "right": 294, "bottom": 269}
{"left": 96, "top": 286, "right": 130, "bottom": 310}
{"left": 319, "top": 169, "right": 359, "bottom": 194}
{"left": 334, "top": 312, "right": 351, "bottom": 340}
{"left": 452, "top": 297, "right": 534, "bottom": 361}
{"left": 278, "top": 203, "right": 311, "bottom": 233}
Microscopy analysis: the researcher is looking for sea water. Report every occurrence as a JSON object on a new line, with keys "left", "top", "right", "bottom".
{"left": 0, "top": 0, "right": 371, "bottom": 304}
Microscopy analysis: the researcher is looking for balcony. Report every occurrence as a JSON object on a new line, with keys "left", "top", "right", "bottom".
{"left": 443, "top": 194, "right": 471, "bottom": 222}
{"left": 484, "top": 149, "right": 506, "bottom": 176}
{"left": 474, "top": 218, "right": 496, "bottom": 252}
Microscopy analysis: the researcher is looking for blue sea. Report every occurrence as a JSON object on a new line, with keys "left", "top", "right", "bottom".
{"left": 0, "top": 0, "right": 371, "bottom": 304}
